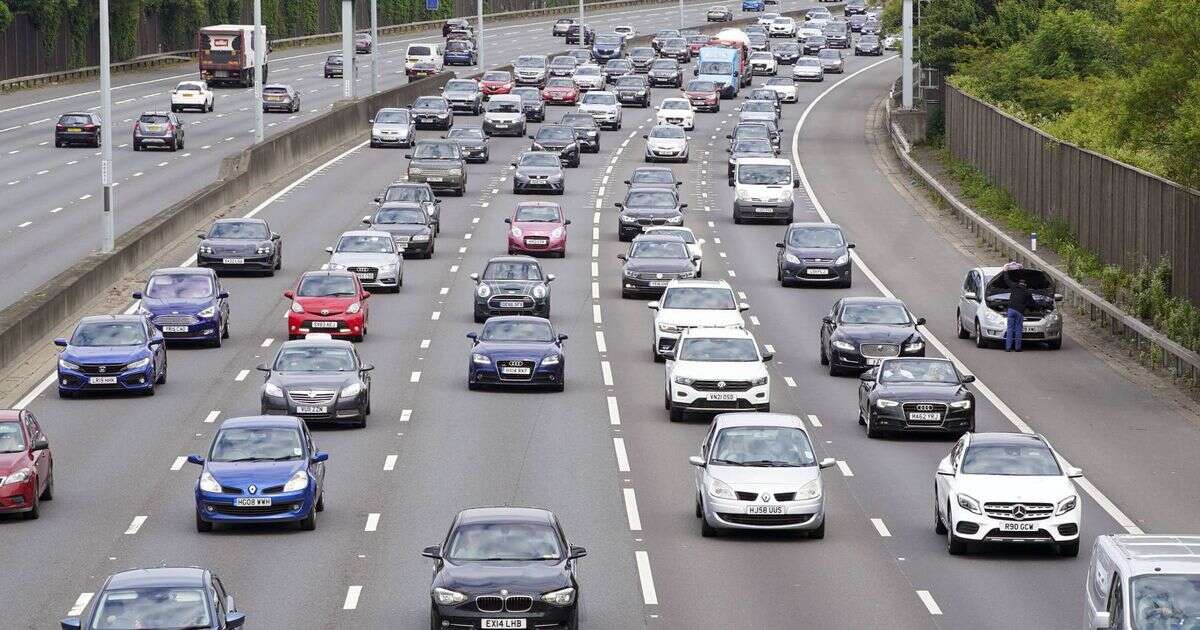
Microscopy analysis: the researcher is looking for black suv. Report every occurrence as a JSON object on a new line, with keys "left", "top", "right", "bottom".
{"left": 529, "top": 125, "right": 581, "bottom": 168}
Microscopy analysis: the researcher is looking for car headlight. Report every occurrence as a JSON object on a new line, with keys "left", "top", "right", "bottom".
{"left": 531, "top": 143, "right": 545, "bottom": 150}
{"left": 256, "top": 245, "right": 273, "bottom": 254}
{"left": 127, "top": 357, "right": 151, "bottom": 370}
{"left": 903, "top": 341, "right": 924, "bottom": 352}
{"left": 750, "top": 375, "right": 768, "bottom": 386}
{"left": 736, "top": 188, "right": 752, "bottom": 201}
{"left": 533, "top": 285, "right": 548, "bottom": 299}
{"left": 784, "top": 252, "right": 801, "bottom": 264}
{"left": 476, "top": 284, "right": 491, "bottom": 298}
{"left": 834, "top": 253, "right": 849, "bottom": 266}
{"left": 623, "top": 268, "right": 638, "bottom": 278}
{"left": 1, "top": 467, "right": 31, "bottom": 485}
{"left": 875, "top": 398, "right": 899, "bottom": 408}
{"left": 198, "top": 305, "right": 217, "bottom": 319}
{"left": 410, "top": 167, "right": 424, "bottom": 175}
{"left": 949, "top": 399, "right": 972, "bottom": 409}
{"left": 347, "top": 302, "right": 362, "bottom": 314}
{"left": 263, "top": 382, "right": 284, "bottom": 397}
{"left": 472, "top": 353, "right": 491, "bottom": 365}
{"left": 290, "top": 302, "right": 304, "bottom": 313}
{"left": 986, "top": 309, "right": 1006, "bottom": 324}
{"left": 678, "top": 271, "right": 696, "bottom": 279}
{"left": 510, "top": 226, "right": 524, "bottom": 237}
{"left": 620, "top": 214, "right": 638, "bottom": 223}
{"left": 1057, "top": 495, "right": 1078, "bottom": 515}
{"left": 1045, "top": 310, "right": 1061, "bottom": 321}
{"left": 666, "top": 215, "right": 683, "bottom": 225}
{"left": 433, "top": 587, "right": 468, "bottom": 606}
{"left": 541, "top": 587, "right": 576, "bottom": 606}
{"left": 831, "top": 340, "right": 854, "bottom": 351}
{"left": 674, "top": 375, "right": 696, "bottom": 386}
{"left": 412, "top": 234, "right": 431, "bottom": 242}
{"left": 550, "top": 227, "right": 564, "bottom": 239}
{"left": 199, "top": 245, "right": 214, "bottom": 255}
{"left": 380, "top": 263, "right": 399, "bottom": 273}
{"left": 541, "top": 354, "right": 560, "bottom": 366}
{"left": 198, "top": 471, "right": 222, "bottom": 493}
{"left": 282, "top": 470, "right": 310, "bottom": 493}
{"left": 658, "top": 323, "right": 681, "bottom": 333}
{"left": 796, "top": 478, "right": 821, "bottom": 500}
{"left": 340, "top": 382, "right": 363, "bottom": 398}
{"left": 956, "top": 493, "right": 982, "bottom": 515}
{"left": 706, "top": 477, "right": 736, "bottom": 500}
{"left": 436, "top": 112, "right": 448, "bottom": 118}
{"left": 58, "top": 358, "right": 79, "bottom": 371}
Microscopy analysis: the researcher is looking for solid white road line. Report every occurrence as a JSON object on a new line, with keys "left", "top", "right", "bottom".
{"left": 635, "top": 551, "right": 659, "bottom": 606}
{"left": 835, "top": 460, "right": 854, "bottom": 477}
{"left": 607, "top": 396, "right": 621, "bottom": 425}
{"left": 124, "top": 515, "right": 148, "bottom": 535}
{"left": 171, "top": 456, "right": 187, "bottom": 471}
{"left": 342, "top": 585, "right": 362, "bottom": 610}
{"left": 384, "top": 455, "right": 398, "bottom": 471}
{"left": 365, "top": 513, "right": 380, "bottom": 532}
{"left": 203, "top": 410, "right": 220, "bottom": 424}
{"left": 601, "top": 360, "right": 613, "bottom": 386}
{"left": 234, "top": 369, "right": 249, "bottom": 381}
{"left": 807, "top": 414, "right": 822, "bottom": 428}
{"left": 613, "top": 437, "right": 630, "bottom": 472}
{"left": 623, "top": 488, "right": 643, "bottom": 531}
{"left": 68, "top": 593, "right": 94, "bottom": 617}
{"left": 916, "top": 590, "right": 943, "bottom": 615}
{"left": 870, "top": 518, "right": 892, "bottom": 537}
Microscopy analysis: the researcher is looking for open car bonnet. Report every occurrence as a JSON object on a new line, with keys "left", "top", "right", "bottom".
{"left": 984, "top": 269, "right": 1054, "bottom": 299}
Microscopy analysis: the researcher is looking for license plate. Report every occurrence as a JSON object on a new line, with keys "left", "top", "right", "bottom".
{"left": 649, "top": 281, "right": 670, "bottom": 287}
{"left": 296, "top": 406, "right": 327, "bottom": 414}
{"left": 908, "top": 412, "right": 941, "bottom": 421}
{"left": 222, "top": 257, "right": 244, "bottom": 265}
{"left": 234, "top": 497, "right": 272, "bottom": 507}
{"left": 146, "top": 125, "right": 164, "bottom": 132}
{"left": 501, "top": 367, "right": 531, "bottom": 375}
{"left": 806, "top": 268, "right": 830, "bottom": 275}
{"left": 482, "top": 620, "right": 526, "bottom": 629}
{"left": 1000, "top": 522, "right": 1038, "bottom": 532}
{"left": 708, "top": 392, "right": 737, "bottom": 401}
{"left": 355, "top": 272, "right": 375, "bottom": 280}
{"left": 526, "top": 238, "right": 548, "bottom": 245}
{"left": 865, "top": 357, "right": 880, "bottom": 366}
{"left": 1023, "top": 326, "right": 1036, "bottom": 333}
{"left": 182, "top": 92, "right": 196, "bottom": 97}
{"left": 162, "top": 325, "right": 189, "bottom": 333}
{"left": 493, "top": 123, "right": 509, "bottom": 128}
{"left": 426, "top": 176, "right": 443, "bottom": 182}
{"left": 311, "top": 321, "right": 339, "bottom": 328}
{"left": 68, "top": 127, "right": 82, "bottom": 132}
{"left": 747, "top": 504, "right": 785, "bottom": 514}
{"left": 500, "top": 300, "right": 525, "bottom": 308}
{"left": 754, "top": 207, "right": 775, "bottom": 213}
{"left": 88, "top": 376, "right": 118, "bottom": 385}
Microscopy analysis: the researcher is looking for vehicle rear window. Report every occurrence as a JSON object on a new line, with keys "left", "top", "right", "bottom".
{"left": 408, "top": 45, "right": 432, "bottom": 56}
{"left": 383, "top": 185, "right": 431, "bottom": 203}
{"left": 263, "top": 87, "right": 288, "bottom": 95}
{"left": 59, "top": 114, "right": 92, "bottom": 125}
{"left": 139, "top": 114, "right": 170, "bottom": 124}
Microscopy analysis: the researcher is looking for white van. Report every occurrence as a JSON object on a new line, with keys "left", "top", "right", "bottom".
{"left": 404, "top": 43, "right": 443, "bottom": 73}
{"left": 732, "top": 157, "right": 798, "bottom": 224}
{"left": 1085, "top": 534, "right": 1200, "bottom": 629}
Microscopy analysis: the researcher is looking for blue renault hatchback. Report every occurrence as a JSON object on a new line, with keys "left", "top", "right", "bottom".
{"left": 467, "top": 316, "right": 566, "bottom": 391}
{"left": 134, "top": 267, "right": 230, "bottom": 346}
{"left": 55, "top": 315, "right": 166, "bottom": 398}
{"left": 189, "top": 416, "right": 328, "bottom": 532}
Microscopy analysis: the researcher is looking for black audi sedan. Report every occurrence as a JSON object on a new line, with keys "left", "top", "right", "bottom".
{"left": 196, "top": 218, "right": 282, "bottom": 275}
{"left": 614, "top": 74, "right": 652, "bottom": 107}
{"left": 776, "top": 222, "right": 853, "bottom": 287}
{"left": 820, "top": 296, "right": 926, "bottom": 376}
{"left": 444, "top": 127, "right": 490, "bottom": 163}
{"left": 361, "top": 202, "right": 435, "bottom": 258}
{"left": 618, "top": 234, "right": 697, "bottom": 298}
{"left": 857, "top": 357, "right": 976, "bottom": 438}
{"left": 604, "top": 58, "right": 634, "bottom": 83}
{"left": 529, "top": 125, "right": 581, "bottom": 167}
{"left": 471, "top": 256, "right": 555, "bottom": 322}
{"left": 511, "top": 86, "right": 547, "bottom": 122}
{"left": 616, "top": 187, "right": 687, "bottom": 241}
{"left": 258, "top": 337, "right": 372, "bottom": 428}
{"left": 422, "top": 507, "right": 585, "bottom": 629}
{"left": 648, "top": 59, "right": 684, "bottom": 88}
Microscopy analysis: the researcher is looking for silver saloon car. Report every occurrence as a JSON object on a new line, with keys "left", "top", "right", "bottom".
{"left": 324, "top": 230, "right": 404, "bottom": 292}
{"left": 370, "top": 108, "right": 416, "bottom": 148}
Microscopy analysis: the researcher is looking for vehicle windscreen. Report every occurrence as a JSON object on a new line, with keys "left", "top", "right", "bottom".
{"left": 483, "top": 261, "right": 542, "bottom": 281}
{"left": 516, "top": 55, "right": 546, "bottom": 68}
{"left": 90, "top": 588, "right": 211, "bottom": 630}
{"left": 651, "top": 126, "right": 686, "bottom": 139}
{"left": 575, "top": 66, "right": 601, "bottom": 76}
{"left": 446, "top": 41, "right": 472, "bottom": 51}
{"left": 632, "top": 169, "right": 675, "bottom": 184}
{"left": 336, "top": 235, "right": 394, "bottom": 254}
{"left": 448, "top": 128, "right": 484, "bottom": 140}
{"left": 630, "top": 241, "right": 687, "bottom": 259}
{"left": 615, "top": 77, "right": 645, "bottom": 88}
{"left": 482, "top": 71, "right": 511, "bottom": 82}
{"left": 662, "top": 287, "right": 735, "bottom": 309}
{"left": 446, "top": 522, "right": 562, "bottom": 561}
{"left": 511, "top": 88, "right": 540, "bottom": 101}
{"left": 177, "top": 82, "right": 205, "bottom": 91}
{"left": 711, "top": 427, "right": 815, "bottom": 467}
{"left": 734, "top": 139, "right": 774, "bottom": 154}
{"left": 1131, "top": 575, "right": 1200, "bottom": 630}
{"left": 519, "top": 153, "right": 560, "bottom": 167}
{"left": 631, "top": 47, "right": 655, "bottom": 58}
{"left": 698, "top": 61, "right": 733, "bottom": 75}
{"left": 688, "top": 80, "right": 716, "bottom": 92}
{"left": 796, "top": 58, "right": 822, "bottom": 66}
{"left": 625, "top": 190, "right": 677, "bottom": 208}
{"left": 210, "top": 427, "right": 304, "bottom": 462}
{"left": 515, "top": 205, "right": 561, "bottom": 222}
{"left": 408, "top": 45, "right": 432, "bottom": 56}
{"left": 561, "top": 115, "right": 595, "bottom": 127}
{"left": 413, "top": 97, "right": 447, "bottom": 110}
{"left": 480, "top": 320, "right": 555, "bottom": 342}
{"left": 661, "top": 99, "right": 689, "bottom": 111}
{"left": 738, "top": 164, "right": 792, "bottom": 185}
{"left": 546, "top": 78, "right": 575, "bottom": 88}
{"left": 208, "top": 221, "right": 268, "bottom": 239}
{"left": 0, "top": 422, "right": 26, "bottom": 453}
{"left": 787, "top": 227, "right": 844, "bottom": 248}
{"left": 805, "top": 36, "right": 826, "bottom": 44}
{"left": 273, "top": 346, "right": 357, "bottom": 371}
{"left": 444, "top": 80, "right": 477, "bottom": 92}
{"left": 960, "top": 444, "right": 1062, "bottom": 476}
{"left": 375, "top": 208, "right": 425, "bottom": 224}
{"left": 412, "top": 143, "right": 457, "bottom": 159}
{"left": 581, "top": 92, "right": 617, "bottom": 105}
{"left": 71, "top": 322, "right": 146, "bottom": 347}
{"left": 878, "top": 359, "right": 959, "bottom": 384}
{"left": 296, "top": 275, "right": 357, "bottom": 297}
{"left": 860, "top": 35, "right": 880, "bottom": 44}
{"left": 596, "top": 35, "right": 622, "bottom": 45}
{"left": 327, "top": 55, "right": 342, "bottom": 64}
{"left": 486, "top": 99, "right": 520, "bottom": 112}
{"left": 384, "top": 185, "right": 432, "bottom": 203}
{"left": 651, "top": 60, "right": 677, "bottom": 70}
{"left": 145, "top": 274, "right": 214, "bottom": 299}
{"left": 536, "top": 126, "right": 575, "bottom": 141}
{"left": 374, "top": 109, "right": 410, "bottom": 123}
{"left": 263, "top": 87, "right": 289, "bottom": 95}
{"left": 678, "top": 337, "right": 759, "bottom": 361}
{"left": 550, "top": 57, "right": 576, "bottom": 67}
{"left": 840, "top": 302, "right": 910, "bottom": 325}
{"left": 818, "top": 49, "right": 840, "bottom": 60}
{"left": 606, "top": 60, "right": 632, "bottom": 69}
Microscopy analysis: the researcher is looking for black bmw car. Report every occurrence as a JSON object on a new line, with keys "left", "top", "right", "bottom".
{"left": 855, "top": 34, "right": 883, "bottom": 56}
{"left": 471, "top": 256, "right": 555, "bottom": 321}
{"left": 422, "top": 507, "right": 585, "bottom": 628}
{"left": 511, "top": 87, "right": 547, "bottom": 122}
{"left": 258, "top": 337, "right": 373, "bottom": 428}
{"left": 559, "top": 112, "right": 601, "bottom": 153}
{"left": 196, "top": 218, "right": 282, "bottom": 275}
{"left": 857, "top": 357, "right": 976, "bottom": 438}
{"left": 776, "top": 222, "right": 853, "bottom": 287}
{"left": 820, "top": 296, "right": 926, "bottom": 376}
{"left": 444, "top": 127, "right": 490, "bottom": 163}
{"left": 616, "top": 187, "right": 687, "bottom": 241}
{"left": 361, "top": 202, "right": 435, "bottom": 258}
{"left": 618, "top": 234, "right": 697, "bottom": 298}
{"left": 529, "top": 125, "right": 581, "bottom": 168}
{"left": 467, "top": 316, "right": 567, "bottom": 390}
{"left": 647, "top": 59, "right": 684, "bottom": 88}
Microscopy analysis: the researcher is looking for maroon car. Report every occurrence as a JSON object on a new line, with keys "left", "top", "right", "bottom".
{"left": 0, "top": 409, "right": 53, "bottom": 520}
{"left": 541, "top": 77, "right": 580, "bottom": 105}
{"left": 480, "top": 70, "right": 515, "bottom": 96}
{"left": 684, "top": 79, "right": 721, "bottom": 113}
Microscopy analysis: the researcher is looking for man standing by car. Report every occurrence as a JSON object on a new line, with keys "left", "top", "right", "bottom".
{"left": 1003, "top": 267, "right": 1030, "bottom": 352}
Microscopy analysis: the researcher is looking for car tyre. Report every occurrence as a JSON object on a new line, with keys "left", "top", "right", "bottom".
{"left": 316, "top": 492, "right": 325, "bottom": 512}
{"left": 700, "top": 515, "right": 720, "bottom": 537}
{"left": 947, "top": 522, "right": 967, "bottom": 555}
{"left": 956, "top": 310, "right": 970, "bottom": 338}
{"left": 808, "top": 515, "right": 826, "bottom": 539}
{"left": 1047, "top": 337, "right": 1063, "bottom": 350}
{"left": 668, "top": 401, "right": 684, "bottom": 422}
{"left": 23, "top": 494, "right": 39, "bottom": 519}
{"left": 819, "top": 343, "right": 829, "bottom": 365}
{"left": 468, "top": 378, "right": 481, "bottom": 391}
{"left": 934, "top": 492, "right": 948, "bottom": 535}
{"left": 865, "top": 413, "right": 882, "bottom": 438}
{"left": 196, "top": 513, "right": 213, "bottom": 532}
{"left": 1059, "top": 540, "right": 1080, "bottom": 557}
{"left": 299, "top": 508, "right": 317, "bottom": 531}
{"left": 40, "top": 469, "right": 54, "bottom": 500}
{"left": 974, "top": 320, "right": 989, "bottom": 349}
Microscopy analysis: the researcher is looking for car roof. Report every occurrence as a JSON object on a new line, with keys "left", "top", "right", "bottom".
{"left": 489, "top": 93, "right": 522, "bottom": 102}
{"left": 214, "top": 217, "right": 267, "bottom": 224}
{"left": 644, "top": 226, "right": 695, "bottom": 235}
{"left": 218, "top": 415, "right": 306, "bottom": 430}
{"left": 664, "top": 278, "right": 732, "bottom": 290}
{"left": 680, "top": 326, "right": 755, "bottom": 339}
{"left": 0, "top": 409, "right": 23, "bottom": 421}
{"left": 515, "top": 201, "right": 562, "bottom": 208}
{"left": 486, "top": 254, "right": 540, "bottom": 263}
{"left": 457, "top": 506, "right": 555, "bottom": 526}
{"left": 713, "top": 412, "right": 805, "bottom": 430}
{"left": 139, "top": 111, "right": 171, "bottom": 116}
{"left": 262, "top": 84, "right": 290, "bottom": 89}
{"left": 300, "top": 269, "right": 356, "bottom": 279}
{"left": 338, "top": 229, "right": 393, "bottom": 238}
{"left": 149, "top": 266, "right": 217, "bottom": 277}
{"left": 61, "top": 111, "right": 95, "bottom": 117}
{"left": 1105, "top": 535, "right": 1200, "bottom": 575}
{"left": 632, "top": 233, "right": 686, "bottom": 243}
{"left": 966, "top": 432, "right": 1047, "bottom": 448}
{"left": 482, "top": 314, "right": 552, "bottom": 325}
{"left": 840, "top": 296, "right": 904, "bottom": 306}
{"left": 106, "top": 567, "right": 207, "bottom": 590}
{"left": 788, "top": 221, "right": 842, "bottom": 230}
{"left": 737, "top": 157, "right": 791, "bottom": 166}
{"left": 78, "top": 314, "right": 145, "bottom": 325}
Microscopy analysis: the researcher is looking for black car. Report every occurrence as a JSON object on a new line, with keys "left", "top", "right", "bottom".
{"left": 776, "top": 222, "right": 852, "bottom": 286}
{"left": 565, "top": 24, "right": 594, "bottom": 45}
{"left": 592, "top": 34, "right": 625, "bottom": 62}
{"left": 445, "top": 17, "right": 471, "bottom": 36}
{"left": 54, "top": 112, "right": 101, "bottom": 148}
{"left": 618, "top": 234, "right": 698, "bottom": 298}
{"left": 375, "top": 181, "right": 441, "bottom": 235}
{"left": 823, "top": 26, "right": 849, "bottom": 48}
{"left": 629, "top": 46, "right": 657, "bottom": 72}
{"left": 423, "top": 507, "right": 585, "bottom": 629}
{"left": 848, "top": 14, "right": 867, "bottom": 32}
{"left": 552, "top": 17, "right": 577, "bottom": 36}
{"left": 529, "top": 125, "right": 581, "bottom": 168}
{"left": 444, "top": 127, "right": 489, "bottom": 163}
{"left": 803, "top": 35, "right": 827, "bottom": 54}
{"left": 604, "top": 58, "right": 634, "bottom": 82}
{"left": 613, "top": 75, "right": 651, "bottom": 107}
{"left": 323, "top": 54, "right": 345, "bottom": 78}
{"left": 726, "top": 138, "right": 776, "bottom": 183}
{"left": 844, "top": 0, "right": 867, "bottom": 14}
{"left": 258, "top": 337, "right": 373, "bottom": 427}
{"left": 647, "top": 59, "right": 684, "bottom": 88}
{"left": 362, "top": 202, "right": 436, "bottom": 258}
{"left": 511, "top": 151, "right": 566, "bottom": 195}
{"left": 748, "top": 88, "right": 782, "bottom": 115}
{"left": 728, "top": 120, "right": 780, "bottom": 152}
{"left": 559, "top": 113, "right": 601, "bottom": 153}
{"left": 857, "top": 357, "right": 975, "bottom": 438}
{"left": 60, "top": 567, "right": 245, "bottom": 630}
{"left": 855, "top": 34, "right": 883, "bottom": 56}
{"left": 624, "top": 166, "right": 681, "bottom": 190}
{"left": 466, "top": 317, "right": 567, "bottom": 391}
{"left": 659, "top": 37, "right": 691, "bottom": 62}
{"left": 510, "top": 87, "right": 547, "bottom": 122}
{"left": 748, "top": 32, "right": 769, "bottom": 51}
{"left": 651, "top": 28, "right": 681, "bottom": 51}
{"left": 820, "top": 296, "right": 926, "bottom": 376}
{"left": 773, "top": 41, "right": 801, "bottom": 64}
{"left": 441, "top": 78, "right": 484, "bottom": 115}
{"left": 470, "top": 256, "right": 555, "bottom": 321}
{"left": 616, "top": 187, "right": 686, "bottom": 241}
{"left": 862, "top": 19, "right": 882, "bottom": 35}
{"left": 197, "top": 218, "right": 282, "bottom": 275}
{"left": 410, "top": 95, "right": 454, "bottom": 130}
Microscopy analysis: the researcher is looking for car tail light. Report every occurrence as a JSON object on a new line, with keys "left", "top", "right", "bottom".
{"left": 56, "top": 124, "right": 66, "bottom": 130}
{"left": 167, "top": 123, "right": 176, "bottom": 133}
{"left": 134, "top": 122, "right": 141, "bottom": 133}
{"left": 83, "top": 124, "right": 96, "bottom": 130}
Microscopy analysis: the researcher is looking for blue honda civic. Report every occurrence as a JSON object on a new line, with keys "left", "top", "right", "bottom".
{"left": 188, "top": 416, "right": 328, "bottom": 532}
{"left": 134, "top": 267, "right": 230, "bottom": 346}
{"left": 55, "top": 315, "right": 167, "bottom": 398}
{"left": 467, "top": 316, "right": 566, "bottom": 391}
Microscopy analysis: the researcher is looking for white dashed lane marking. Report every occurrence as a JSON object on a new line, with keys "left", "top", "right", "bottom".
{"left": 807, "top": 414, "right": 822, "bottom": 428}
{"left": 234, "top": 369, "right": 249, "bottom": 381}
{"left": 623, "top": 488, "right": 643, "bottom": 531}
{"left": 170, "top": 456, "right": 187, "bottom": 471}
{"left": 365, "top": 513, "right": 380, "bottom": 532}
{"left": 613, "top": 437, "right": 630, "bottom": 472}
{"left": 342, "top": 585, "right": 362, "bottom": 610}
{"left": 871, "top": 518, "right": 892, "bottom": 537}
{"left": 635, "top": 551, "right": 659, "bottom": 606}
{"left": 836, "top": 460, "right": 854, "bottom": 477}
{"left": 383, "top": 455, "right": 398, "bottom": 471}
{"left": 124, "top": 515, "right": 148, "bottom": 535}
{"left": 916, "top": 590, "right": 943, "bottom": 615}
{"left": 607, "top": 396, "right": 621, "bottom": 425}
{"left": 68, "top": 593, "right": 94, "bottom": 617}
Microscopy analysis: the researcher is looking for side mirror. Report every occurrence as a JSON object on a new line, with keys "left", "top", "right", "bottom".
{"left": 821, "top": 316, "right": 833, "bottom": 325}
{"left": 132, "top": 291, "right": 143, "bottom": 299}
{"left": 186, "top": 454, "right": 205, "bottom": 465}
{"left": 725, "top": 134, "right": 732, "bottom": 139}
{"left": 421, "top": 545, "right": 442, "bottom": 559}
{"left": 936, "top": 461, "right": 955, "bottom": 476}
{"left": 916, "top": 317, "right": 927, "bottom": 326}
{"left": 510, "top": 161, "right": 518, "bottom": 167}
{"left": 569, "top": 545, "right": 588, "bottom": 559}
{"left": 616, "top": 254, "right": 627, "bottom": 261}
{"left": 697, "top": 238, "right": 705, "bottom": 245}
{"left": 623, "top": 179, "right": 631, "bottom": 184}
{"left": 271, "top": 232, "right": 281, "bottom": 240}
{"left": 469, "top": 272, "right": 480, "bottom": 282}
{"left": 1054, "top": 293, "right": 1064, "bottom": 302}
{"left": 1067, "top": 466, "right": 1084, "bottom": 479}
{"left": 847, "top": 242, "right": 856, "bottom": 249}
{"left": 761, "top": 351, "right": 774, "bottom": 362}
{"left": 149, "top": 333, "right": 165, "bottom": 346}
{"left": 197, "top": 233, "right": 207, "bottom": 239}
{"left": 688, "top": 455, "right": 706, "bottom": 467}
{"left": 283, "top": 290, "right": 294, "bottom": 299}
{"left": 362, "top": 216, "right": 372, "bottom": 224}
{"left": 361, "top": 291, "right": 372, "bottom": 299}
{"left": 312, "top": 451, "right": 330, "bottom": 464}
{"left": 962, "top": 291, "right": 976, "bottom": 301}
{"left": 738, "top": 302, "right": 750, "bottom": 311}
{"left": 373, "top": 196, "right": 382, "bottom": 203}
{"left": 324, "top": 246, "right": 334, "bottom": 254}
{"left": 368, "top": 118, "right": 375, "bottom": 123}
{"left": 466, "top": 332, "right": 478, "bottom": 341}
{"left": 528, "top": 134, "right": 536, "bottom": 139}
{"left": 647, "top": 301, "right": 660, "bottom": 310}
{"left": 1089, "top": 611, "right": 1112, "bottom": 629}
{"left": 218, "top": 291, "right": 229, "bottom": 299}
{"left": 31, "top": 438, "right": 50, "bottom": 451}
{"left": 680, "top": 203, "right": 688, "bottom": 208}
{"left": 404, "top": 154, "right": 412, "bottom": 159}
{"left": 564, "top": 219, "right": 572, "bottom": 225}
{"left": 504, "top": 217, "right": 512, "bottom": 223}
{"left": 226, "top": 612, "right": 246, "bottom": 629}
{"left": 59, "top": 619, "right": 82, "bottom": 630}
{"left": 819, "top": 457, "right": 836, "bottom": 469}
{"left": 360, "top": 364, "right": 375, "bottom": 372}
{"left": 961, "top": 374, "right": 976, "bottom": 383}
{"left": 642, "top": 134, "right": 648, "bottom": 139}
{"left": 256, "top": 363, "right": 271, "bottom": 372}
{"left": 614, "top": 202, "right": 623, "bottom": 208}
{"left": 546, "top": 274, "right": 556, "bottom": 282}
{"left": 793, "top": 180, "right": 800, "bottom": 188}
{"left": 776, "top": 242, "right": 785, "bottom": 248}
{"left": 558, "top": 333, "right": 569, "bottom": 342}
{"left": 859, "top": 371, "right": 876, "bottom": 382}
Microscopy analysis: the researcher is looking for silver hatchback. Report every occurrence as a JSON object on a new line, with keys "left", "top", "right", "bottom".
{"left": 956, "top": 266, "right": 1063, "bottom": 349}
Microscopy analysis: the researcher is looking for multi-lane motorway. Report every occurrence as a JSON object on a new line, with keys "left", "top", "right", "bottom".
{"left": 5, "top": 3, "right": 1200, "bottom": 630}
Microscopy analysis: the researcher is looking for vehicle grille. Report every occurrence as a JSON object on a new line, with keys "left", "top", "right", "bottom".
{"left": 287, "top": 390, "right": 337, "bottom": 405}
{"left": 78, "top": 363, "right": 130, "bottom": 375}
{"left": 348, "top": 266, "right": 377, "bottom": 278}
{"left": 635, "top": 218, "right": 670, "bottom": 226}
{"left": 983, "top": 502, "right": 1055, "bottom": 522}
{"left": 154, "top": 315, "right": 199, "bottom": 326}
{"left": 497, "top": 360, "right": 536, "bottom": 382}
{"left": 734, "top": 491, "right": 797, "bottom": 502}
{"left": 212, "top": 503, "right": 298, "bottom": 516}
{"left": 301, "top": 319, "right": 347, "bottom": 330}
{"left": 488, "top": 296, "right": 534, "bottom": 309}
{"left": 718, "top": 513, "right": 813, "bottom": 526}
{"left": 984, "top": 528, "right": 1053, "bottom": 541}
{"left": 859, "top": 343, "right": 899, "bottom": 358}
{"left": 692, "top": 380, "right": 753, "bottom": 392}
{"left": 803, "top": 257, "right": 835, "bottom": 264}
{"left": 474, "top": 594, "right": 533, "bottom": 613}
{"left": 901, "top": 402, "right": 947, "bottom": 426}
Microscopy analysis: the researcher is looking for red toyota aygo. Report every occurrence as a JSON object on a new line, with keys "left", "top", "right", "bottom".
{"left": 285, "top": 270, "right": 371, "bottom": 342}
{"left": 0, "top": 409, "right": 54, "bottom": 519}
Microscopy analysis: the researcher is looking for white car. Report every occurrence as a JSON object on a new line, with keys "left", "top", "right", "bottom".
{"left": 655, "top": 97, "right": 696, "bottom": 130}
{"left": 665, "top": 327, "right": 772, "bottom": 421}
{"left": 883, "top": 34, "right": 901, "bottom": 50}
{"left": 643, "top": 226, "right": 704, "bottom": 277}
{"left": 792, "top": 56, "right": 825, "bottom": 81}
{"left": 644, "top": 124, "right": 689, "bottom": 163}
{"left": 935, "top": 432, "right": 1083, "bottom": 557}
{"left": 613, "top": 25, "right": 636, "bottom": 41}
{"left": 577, "top": 90, "right": 623, "bottom": 130}
{"left": 323, "top": 230, "right": 404, "bottom": 292}
{"left": 404, "top": 43, "right": 443, "bottom": 73}
{"left": 170, "top": 81, "right": 214, "bottom": 113}
{"left": 757, "top": 12, "right": 780, "bottom": 26}
{"left": 572, "top": 64, "right": 606, "bottom": 91}
{"left": 749, "top": 51, "right": 777, "bottom": 76}
{"left": 763, "top": 77, "right": 798, "bottom": 103}
{"left": 768, "top": 16, "right": 797, "bottom": 36}
{"left": 797, "top": 26, "right": 823, "bottom": 39}
{"left": 648, "top": 278, "right": 746, "bottom": 361}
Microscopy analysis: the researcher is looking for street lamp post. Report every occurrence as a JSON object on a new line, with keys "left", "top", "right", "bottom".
{"left": 99, "top": 0, "right": 115, "bottom": 252}
{"left": 370, "top": 0, "right": 379, "bottom": 95}
{"left": 477, "top": 0, "right": 484, "bottom": 70}
{"left": 253, "top": 0, "right": 264, "bottom": 142}
{"left": 342, "top": 0, "right": 354, "bottom": 99}
{"left": 902, "top": 0, "right": 913, "bottom": 109}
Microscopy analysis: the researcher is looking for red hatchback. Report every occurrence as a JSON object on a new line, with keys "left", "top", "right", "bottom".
{"left": 541, "top": 77, "right": 580, "bottom": 105}
{"left": 506, "top": 201, "right": 570, "bottom": 257}
{"left": 480, "top": 70, "right": 514, "bottom": 96}
{"left": 285, "top": 271, "right": 371, "bottom": 342}
{"left": 684, "top": 79, "right": 721, "bottom": 113}
{"left": 0, "top": 409, "right": 53, "bottom": 520}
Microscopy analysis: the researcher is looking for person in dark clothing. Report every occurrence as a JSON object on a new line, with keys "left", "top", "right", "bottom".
{"left": 1003, "top": 274, "right": 1030, "bottom": 352}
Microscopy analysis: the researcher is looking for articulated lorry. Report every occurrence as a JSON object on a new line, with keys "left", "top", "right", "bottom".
{"left": 198, "top": 25, "right": 269, "bottom": 87}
